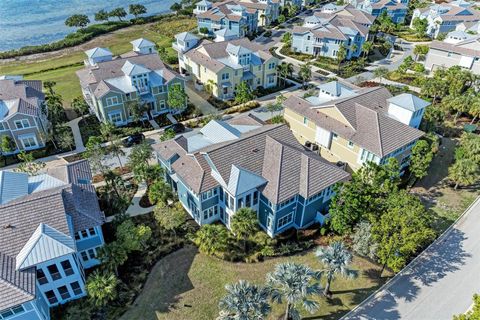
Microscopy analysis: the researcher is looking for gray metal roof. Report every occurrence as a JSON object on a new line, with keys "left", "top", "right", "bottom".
{"left": 387, "top": 93, "right": 430, "bottom": 112}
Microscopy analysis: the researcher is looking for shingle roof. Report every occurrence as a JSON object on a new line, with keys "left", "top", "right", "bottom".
{"left": 284, "top": 87, "right": 424, "bottom": 157}
{"left": 156, "top": 123, "right": 350, "bottom": 202}
{"left": 429, "top": 37, "right": 480, "bottom": 57}
{"left": 0, "top": 79, "right": 43, "bottom": 120}
{"left": 0, "top": 253, "right": 35, "bottom": 311}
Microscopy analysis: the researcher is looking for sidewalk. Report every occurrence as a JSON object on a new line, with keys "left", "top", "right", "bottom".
{"left": 66, "top": 117, "right": 85, "bottom": 153}
{"left": 105, "top": 180, "right": 155, "bottom": 222}
{"left": 185, "top": 86, "right": 218, "bottom": 115}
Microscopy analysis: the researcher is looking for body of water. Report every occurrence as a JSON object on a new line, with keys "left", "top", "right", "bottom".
{"left": 0, "top": 0, "right": 178, "bottom": 52}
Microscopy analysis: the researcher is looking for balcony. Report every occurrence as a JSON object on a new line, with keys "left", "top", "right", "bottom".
{"left": 172, "top": 41, "right": 186, "bottom": 53}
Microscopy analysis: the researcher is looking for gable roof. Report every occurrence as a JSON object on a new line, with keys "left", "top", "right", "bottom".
{"left": 130, "top": 38, "right": 155, "bottom": 48}
{"left": 284, "top": 87, "right": 424, "bottom": 157}
{"left": 15, "top": 223, "right": 75, "bottom": 270}
{"left": 85, "top": 47, "right": 112, "bottom": 58}
{"left": 0, "top": 79, "right": 44, "bottom": 120}
{"left": 0, "top": 171, "right": 28, "bottom": 205}
{"left": 176, "top": 32, "right": 200, "bottom": 42}
{"left": 387, "top": 93, "right": 431, "bottom": 112}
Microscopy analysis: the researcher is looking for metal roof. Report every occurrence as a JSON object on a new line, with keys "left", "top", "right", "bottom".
{"left": 387, "top": 93, "right": 431, "bottom": 112}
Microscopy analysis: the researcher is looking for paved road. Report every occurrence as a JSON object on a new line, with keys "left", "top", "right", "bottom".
{"left": 344, "top": 197, "right": 480, "bottom": 320}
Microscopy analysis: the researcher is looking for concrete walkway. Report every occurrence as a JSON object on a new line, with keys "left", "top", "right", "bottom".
{"left": 148, "top": 119, "right": 160, "bottom": 129}
{"left": 166, "top": 113, "right": 178, "bottom": 124}
{"left": 369, "top": 77, "right": 422, "bottom": 93}
{"left": 185, "top": 86, "right": 218, "bottom": 115}
{"left": 66, "top": 116, "right": 85, "bottom": 153}
{"left": 105, "top": 180, "right": 155, "bottom": 222}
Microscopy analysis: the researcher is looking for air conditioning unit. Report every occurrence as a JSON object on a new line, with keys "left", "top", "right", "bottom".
{"left": 311, "top": 144, "right": 319, "bottom": 151}
{"left": 305, "top": 141, "right": 312, "bottom": 148}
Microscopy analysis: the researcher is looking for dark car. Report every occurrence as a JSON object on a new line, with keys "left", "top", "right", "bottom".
{"left": 122, "top": 133, "right": 145, "bottom": 147}
{"left": 171, "top": 123, "right": 185, "bottom": 133}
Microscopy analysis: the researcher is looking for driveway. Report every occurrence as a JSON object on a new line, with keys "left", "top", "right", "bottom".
{"left": 343, "top": 197, "right": 480, "bottom": 320}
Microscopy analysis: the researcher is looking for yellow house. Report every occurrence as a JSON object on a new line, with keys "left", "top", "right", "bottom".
{"left": 283, "top": 83, "right": 428, "bottom": 173}
{"left": 174, "top": 33, "right": 279, "bottom": 100}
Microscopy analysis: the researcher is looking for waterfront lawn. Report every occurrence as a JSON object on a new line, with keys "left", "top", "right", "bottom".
{"left": 120, "top": 246, "right": 391, "bottom": 320}
{"left": 0, "top": 17, "right": 196, "bottom": 107}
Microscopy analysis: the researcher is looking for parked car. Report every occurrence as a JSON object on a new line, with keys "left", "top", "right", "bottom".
{"left": 171, "top": 123, "right": 185, "bottom": 133}
{"left": 122, "top": 133, "right": 145, "bottom": 147}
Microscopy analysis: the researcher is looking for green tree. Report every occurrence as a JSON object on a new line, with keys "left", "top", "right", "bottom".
{"left": 127, "top": 100, "right": 148, "bottom": 124}
{"left": 278, "top": 14, "right": 286, "bottom": 24}
{"left": 235, "top": 81, "right": 254, "bottom": 105}
{"left": 127, "top": 142, "right": 153, "bottom": 182}
{"left": 454, "top": 294, "right": 480, "bottom": 320}
{"left": 97, "top": 241, "right": 128, "bottom": 276}
{"left": 103, "top": 169, "right": 126, "bottom": 200}
{"left": 109, "top": 7, "right": 127, "bottom": 21}
{"left": 0, "top": 135, "right": 16, "bottom": 164}
{"left": 167, "top": 83, "right": 187, "bottom": 110}
{"left": 85, "top": 136, "right": 107, "bottom": 174}
{"left": 170, "top": 2, "right": 182, "bottom": 13}
{"left": 193, "top": 224, "right": 230, "bottom": 256}
{"left": 218, "top": 280, "right": 271, "bottom": 320}
{"left": 15, "top": 151, "right": 45, "bottom": 176}
{"left": 43, "top": 81, "right": 66, "bottom": 130}
{"left": 276, "top": 62, "right": 294, "bottom": 87}
{"left": 231, "top": 208, "right": 259, "bottom": 252}
{"left": 362, "top": 41, "right": 373, "bottom": 58}
{"left": 86, "top": 270, "right": 119, "bottom": 308}
{"left": 154, "top": 202, "right": 186, "bottom": 240}
{"left": 100, "top": 122, "right": 125, "bottom": 170}
{"left": 336, "top": 43, "right": 347, "bottom": 70}
{"left": 148, "top": 179, "right": 173, "bottom": 204}
{"left": 412, "top": 17, "right": 428, "bottom": 37}
{"left": 316, "top": 241, "right": 358, "bottom": 297}
{"left": 413, "top": 44, "right": 429, "bottom": 61}
{"left": 352, "top": 221, "right": 378, "bottom": 260}
{"left": 160, "top": 128, "right": 176, "bottom": 141}
{"left": 371, "top": 190, "right": 435, "bottom": 273}
{"left": 65, "top": 14, "right": 90, "bottom": 29}
{"left": 71, "top": 96, "right": 89, "bottom": 118}
{"left": 56, "top": 128, "right": 75, "bottom": 151}
{"left": 116, "top": 219, "right": 152, "bottom": 251}
{"left": 266, "top": 263, "right": 322, "bottom": 320}
{"left": 199, "top": 26, "right": 209, "bottom": 35}
{"left": 94, "top": 10, "right": 109, "bottom": 22}
{"left": 129, "top": 4, "right": 147, "bottom": 19}
{"left": 266, "top": 102, "right": 283, "bottom": 117}
{"left": 410, "top": 139, "right": 434, "bottom": 180}
{"left": 299, "top": 63, "right": 312, "bottom": 89}
{"left": 448, "top": 159, "right": 479, "bottom": 190}
{"left": 374, "top": 67, "right": 389, "bottom": 84}
{"left": 281, "top": 32, "right": 292, "bottom": 45}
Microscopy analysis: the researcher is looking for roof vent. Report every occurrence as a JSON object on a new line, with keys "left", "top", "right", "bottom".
{"left": 3, "top": 224, "right": 13, "bottom": 229}
{"left": 252, "top": 148, "right": 259, "bottom": 153}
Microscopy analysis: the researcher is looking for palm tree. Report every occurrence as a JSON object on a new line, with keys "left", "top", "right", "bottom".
{"left": 373, "top": 67, "right": 389, "bottom": 84}
{"left": 100, "top": 121, "right": 125, "bottom": 170}
{"left": 193, "top": 224, "right": 230, "bottom": 256}
{"left": 86, "top": 270, "right": 119, "bottom": 308}
{"left": 96, "top": 241, "right": 128, "bottom": 276}
{"left": 218, "top": 280, "right": 271, "bottom": 320}
{"left": 448, "top": 159, "right": 479, "bottom": 190}
{"left": 298, "top": 63, "right": 312, "bottom": 90}
{"left": 316, "top": 241, "right": 358, "bottom": 297}
{"left": 231, "top": 207, "right": 259, "bottom": 252}
{"left": 148, "top": 179, "right": 173, "bottom": 205}
{"left": 277, "top": 62, "right": 294, "bottom": 87}
{"left": 266, "top": 263, "right": 322, "bottom": 320}
{"left": 362, "top": 41, "right": 373, "bottom": 58}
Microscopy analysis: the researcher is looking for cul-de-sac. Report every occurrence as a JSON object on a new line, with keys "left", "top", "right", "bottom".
{"left": 0, "top": 1, "right": 479, "bottom": 319}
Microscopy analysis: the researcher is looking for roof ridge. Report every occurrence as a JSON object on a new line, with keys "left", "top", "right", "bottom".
{"left": 374, "top": 110, "right": 383, "bottom": 156}
{"left": 0, "top": 186, "right": 66, "bottom": 209}
{"left": 265, "top": 135, "right": 284, "bottom": 204}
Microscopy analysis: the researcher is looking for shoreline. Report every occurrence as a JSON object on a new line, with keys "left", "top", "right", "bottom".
{"left": 0, "top": 12, "right": 176, "bottom": 63}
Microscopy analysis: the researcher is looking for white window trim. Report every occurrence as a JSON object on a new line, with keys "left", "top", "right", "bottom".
{"left": 105, "top": 96, "right": 120, "bottom": 107}
{"left": 277, "top": 212, "right": 294, "bottom": 230}
{"left": 108, "top": 111, "right": 123, "bottom": 124}
{"left": 19, "top": 134, "right": 38, "bottom": 150}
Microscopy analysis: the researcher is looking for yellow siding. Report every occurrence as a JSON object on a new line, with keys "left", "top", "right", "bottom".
{"left": 284, "top": 108, "right": 316, "bottom": 143}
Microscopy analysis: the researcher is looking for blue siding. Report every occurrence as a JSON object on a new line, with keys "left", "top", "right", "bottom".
{"left": 76, "top": 235, "right": 103, "bottom": 252}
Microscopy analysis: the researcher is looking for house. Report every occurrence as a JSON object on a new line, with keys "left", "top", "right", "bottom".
{"left": 283, "top": 81, "right": 429, "bottom": 172}
{"left": 173, "top": 35, "right": 279, "bottom": 100}
{"left": 153, "top": 114, "right": 350, "bottom": 237}
{"left": 292, "top": 4, "right": 375, "bottom": 59}
{"left": 425, "top": 32, "right": 480, "bottom": 74}
{"left": 346, "top": 0, "right": 408, "bottom": 23}
{"left": 0, "top": 160, "right": 105, "bottom": 320}
{"left": 76, "top": 38, "right": 186, "bottom": 126}
{"left": 455, "top": 20, "right": 480, "bottom": 34}
{"left": 0, "top": 76, "right": 49, "bottom": 154}
{"left": 410, "top": 0, "right": 480, "bottom": 38}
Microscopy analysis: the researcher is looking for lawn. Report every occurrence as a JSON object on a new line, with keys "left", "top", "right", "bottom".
{"left": 0, "top": 17, "right": 196, "bottom": 108}
{"left": 121, "top": 246, "right": 391, "bottom": 320}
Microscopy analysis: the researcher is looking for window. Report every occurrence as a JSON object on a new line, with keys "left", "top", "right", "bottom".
{"left": 88, "top": 228, "right": 96, "bottom": 236}
{"left": 70, "top": 282, "right": 83, "bottom": 296}
{"left": 61, "top": 260, "right": 74, "bottom": 276}
{"left": 303, "top": 117, "right": 308, "bottom": 125}
{"left": 109, "top": 112, "right": 122, "bottom": 124}
{"left": 253, "top": 191, "right": 258, "bottom": 205}
{"left": 246, "top": 194, "right": 251, "bottom": 207}
{"left": 229, "top": 195, "right": 234, "bottom": 209}
{"left": 268, "top": 62, "right": 276, "bottom": 70}
{"left": 220, "top": 207, "right": 224, "bottom": 220}
{"left": 307, "top": 35, "right": 311, "bottom": 40}
{"left": 37, "top": 268, "right": 48, "bottom": 285}
{"left": 20, "top": 135, "right": 37, "bottom": 149}
{"left": 203, "top": 206, "right": 217, "bottom": 220}
{"left": 58, "top": 286, "right": 71, "bottom": 300}
{"left": 159, "top": 100, "right": 166, "bottom": 109}
{"left": 47, "top": 264, "right": 61, "bottom": 281}
{"left": 347, "top": 141, "right": 354, "bottom": 149}
{"left": 75, "top": 232, "right": 80, "bottom": 240}
{"left": 277, "top": 212, "right": 294, "bottom": 229}
{"left": 106, "top": 96, "right": 119, "bottom": 106}
{"left": 14, "top": 119, "right": 30, "bottom": 129}
{"left": 332, "top": 133, "right": 338, "bottom": 140}
{"left": 0, "top": 305, "right": 24, "bottom": 319}
{"left": 219, "top": 189, "right": 224, "bottom": 202}
{"left": 81, "top": 230, "right": 88, "bottom": 238}
{"left": 222, "top": 73, "right": 230, "bottom": 80}
{"left": 0, "top": 122, "right": 6, "bottom": 131}
{"left": 237, "top": 197, "right": 244, "bottom": 209}
{"left": 88, "top": 249, "right": 96, "bottom": 259}
{"left": 267, "top": 215, "right": 273, "bottom": 229}
{"left": 81, "top": 251, "right": 88, "bottom": 262}
{"left": 45, "top": 290, "right": 58, "bottom": 304}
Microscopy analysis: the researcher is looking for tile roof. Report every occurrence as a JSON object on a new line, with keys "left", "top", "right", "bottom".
{"left": 284, "top": 87, "right": 424, "bottom": 157}
{"left": 0, "top": 79, "right": 44, "bottom": 120}
{"left": 429, "top": 36, "right": 480, "bottom": 57}
{"left": 156, "top": 123, "right": 350, "bottom": 203}
{"left": 0, "top": 253, "right": 35, "bottom": 311}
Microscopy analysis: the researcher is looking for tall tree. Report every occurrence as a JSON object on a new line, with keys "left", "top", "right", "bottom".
{"left": 154, "top": 202, "right": 186, "bottom": 240}
{"left": 413, "top": 44, "right": 429, "bottom": 61}
{"left": 362, "top": 41, "right": 373, "bottom": 58}
{"left": 231, "top": 208, "right": 259, "bottom": 251}
{"left": 448, "top": 159, "right": 479, "bottom": 190}
{"left": 373, "top": 67, "right": 389, "bottom": 84}
{"left": 234, "top": 81, "right": 254, "bottom": 105}
{"left": 129, "top": 4, "right": 147, "bottom": 19}
{"left": 336, "top": 43, "right": 347, "bottom": 71}
{"left": 316, "top": 241, "right": 358, "bottom": 297}
{"left": 116, "top": 219, "right": 152, "bottom": 251}
{"left": 193, "top": 224, "right": 230, "bottom": 256}
{"left": 412, "top": 17, "right": 428, "bottom": 37}
{"left": 71, "top": 96, "right": 89, "bottom": 118}
{"left": 97, "top": 241, "right": 128, "bottom": 276}
{"left": 352, "top": 221, "right": 378, "bottom": 259}
{"left": 167, "top": 83, "right": 188, "bottom": 111}
{"left": 86, "top": 271, "right": 119, "bottom": 308}
{"left": 298, "top": 63, "right": 312, "bottom": 90}
{"left": 410, "top": 139, "right": 434, "bottom": 181}
{"left": 371, "top": 190, "right": 435, "bottom": 273}
{"left": 65, "top": 14, "right": 90, "bottom": 29}
{"left": 218, "top": 280, "right": 271, "bottom": 320}
{"left": 109, "top": 7, "right": 127, "bottom": 21}
{"left": 94, "top": 9, "right": 110, "bottom": 22}
{"left": 148, "top": 179, "right": 174, "bottom": 204}
{"left": 127, "top": 142, "right": 154, "bottom": 182}
{"left": 100, "top": 122, "right": 125, "bottom": 170}
{"left": 266, "top": 263, "right": 322, "bottom": 320}
{"left": 85, "top": 136, "right": 107, "bottom": 174}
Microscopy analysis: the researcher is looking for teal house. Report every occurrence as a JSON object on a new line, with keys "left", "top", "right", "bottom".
{"left": 154, "top": 115, "right": 349, "bottom": 237}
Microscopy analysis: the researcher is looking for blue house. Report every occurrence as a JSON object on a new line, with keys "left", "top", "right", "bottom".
{"left": 348, "top": 0, "right": 408, "bottom": 24}
{"left": 154, "top": 115, "right": 350, "bottom": 237}
{"left": 0, "top": 160, "right": 105, "bottom": 320}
